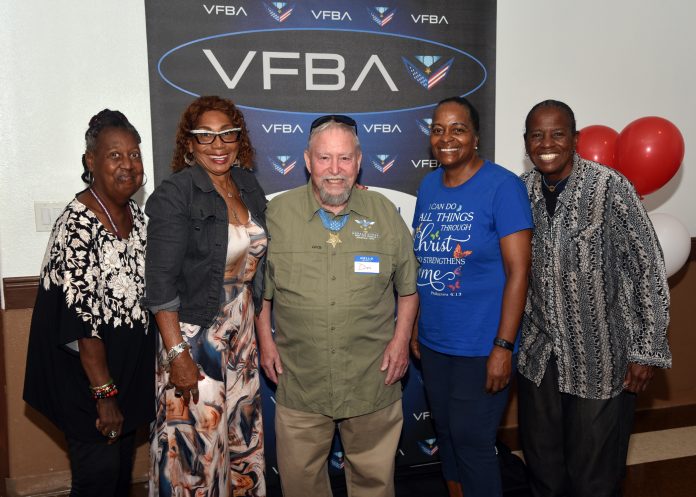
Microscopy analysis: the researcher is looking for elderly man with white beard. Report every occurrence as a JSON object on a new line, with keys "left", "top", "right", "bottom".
{"left": 255, "top": 114, "right": 419, "bottom": 497}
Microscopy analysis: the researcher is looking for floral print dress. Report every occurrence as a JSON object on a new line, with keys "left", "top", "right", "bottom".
{"left": 150, "top": 220, "right": 267, "bottom": 497}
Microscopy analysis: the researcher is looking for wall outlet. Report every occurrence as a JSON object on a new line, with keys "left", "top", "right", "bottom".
{"left": 34, "top": 202, "right": 67, "bottom": 232}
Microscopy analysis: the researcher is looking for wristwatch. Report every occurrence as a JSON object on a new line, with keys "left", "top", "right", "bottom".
{"left": 493, "top": 337, "right": 515, "bottom": 351}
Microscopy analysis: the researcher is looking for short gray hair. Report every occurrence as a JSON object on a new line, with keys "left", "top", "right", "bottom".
{"left": 307, "top": 120, "right": 361, "bottom": 152}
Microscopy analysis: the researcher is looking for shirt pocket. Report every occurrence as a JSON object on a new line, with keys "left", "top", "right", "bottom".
{"left": 343, "top": 247, "right": 394, "bottom": 306}
{"left": 189, "top": 203, "right": 218, "bottom": 257}
{"left": 268, "top": 241, "right": 326, "bottom": 298}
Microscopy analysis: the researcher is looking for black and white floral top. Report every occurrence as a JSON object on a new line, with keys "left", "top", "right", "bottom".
{"left": 40, "top": 198, "right": 148, "bottom": 335}
{"left": 24, "top": 196, "right": 155, "bottom": 442}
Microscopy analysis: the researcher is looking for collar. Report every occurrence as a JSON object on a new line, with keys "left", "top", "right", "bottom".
{"left": 189, "top": 163, "right": 258, "bottom": 194}
{"left": 230, "top": 165, "right": 259, "bottom": 193}
{"left": 190, "top": 163, "right": 215, "bottom": 193}
{"left": 303, "top": 180, "right": 370, "bottom": 221}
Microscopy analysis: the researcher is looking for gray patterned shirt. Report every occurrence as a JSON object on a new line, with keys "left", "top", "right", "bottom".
{"left": 519, "top": 155, "right": 671, "bottom": 399}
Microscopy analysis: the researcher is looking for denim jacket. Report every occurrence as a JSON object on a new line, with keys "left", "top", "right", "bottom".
{"left": 144, "top": 164, "right": 268, "bottom": 326}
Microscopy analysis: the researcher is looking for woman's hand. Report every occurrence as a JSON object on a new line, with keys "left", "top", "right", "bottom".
{"left": 95, "top": 398, "right": 124, "bottom": 444}
{"left": 486, "top": 347, "right": 512, "bottom": 394}
{"left": 168, "top": 352, "right": 203, "bottom": 404}
{"left": 410, "top": 309, "right": 421, "bottom": 360}
{"left": 154, "top": 311, "right": 203, "bottom": 404}
{"left": 623, "top": 363, "right": 655, "bottom": 393}
{"left": 409, "top": 335, "right": 421, "bottom": 360}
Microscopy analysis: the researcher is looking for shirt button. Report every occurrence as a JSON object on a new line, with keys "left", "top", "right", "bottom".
{"left": 331, "top": 349, "right": 336, "bottom": 354}
{"left": 331, "top": 275, "right": 336, "bottom": 280}
{"left": 330, "top": 301, "right": 335, "bottom": 306}
{"left": 330, "top": 326, "right": 336, "bottom": 331}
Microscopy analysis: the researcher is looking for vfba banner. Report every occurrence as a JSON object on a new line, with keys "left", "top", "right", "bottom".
{"left": 145, "top": 0, "right": 496, "bottom": 486}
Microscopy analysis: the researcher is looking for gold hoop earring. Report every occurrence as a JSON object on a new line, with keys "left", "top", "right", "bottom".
{"left": 184, "top": 152, "right": 195, "bottom": 166}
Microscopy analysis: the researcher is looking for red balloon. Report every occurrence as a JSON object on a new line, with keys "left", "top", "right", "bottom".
{"left": 576, "top": 125, "right": 619, "bottom": 167}
{"left": 615, "top": 117, "right": 685, "bottom": 196}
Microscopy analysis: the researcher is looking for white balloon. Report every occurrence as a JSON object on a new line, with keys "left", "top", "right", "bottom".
{"left": 648, "top": 212, "right": 692, "bottom": 278}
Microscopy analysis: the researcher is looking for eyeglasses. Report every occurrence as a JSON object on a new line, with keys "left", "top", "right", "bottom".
{"left": 309, "top": 115, "right": 358, "bottom": 135}
{"left": 189, "top": 128, "right": 241, "bottom": 144}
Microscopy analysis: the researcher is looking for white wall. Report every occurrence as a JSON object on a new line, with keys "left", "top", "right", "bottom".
{"left": 1, "top": 1, "right": 694, "bottom": 302}
{"left": 0, "top": 1, "right": 154, "bottom": 302}
{"left": 496, "top": 1, "right": 694, "bottom": 216}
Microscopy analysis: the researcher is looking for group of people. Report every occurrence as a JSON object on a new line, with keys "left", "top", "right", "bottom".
{"left": 23, "top": 94, "right": 671, "bottom": 497}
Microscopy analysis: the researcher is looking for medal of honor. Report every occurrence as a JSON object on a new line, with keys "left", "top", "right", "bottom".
{"left": 327, "top": 232, "right": 342, "bottom": 248}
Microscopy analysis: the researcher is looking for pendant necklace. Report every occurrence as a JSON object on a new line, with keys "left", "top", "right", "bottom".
{"left": 318, "top": 209, "right": 349, "bottom": 248}
{"left": 541, "top": 174, "right": 570, "bottom": 193}
{"left": 218, "top": 179, "right": 242, "bottom": 224}
{"left": 90, "top": 188, "right": 131, "bottom": 239}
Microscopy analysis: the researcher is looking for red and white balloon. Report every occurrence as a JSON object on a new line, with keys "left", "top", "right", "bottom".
{"left": 576, "top": 116, "right": 689, "bottom": 276}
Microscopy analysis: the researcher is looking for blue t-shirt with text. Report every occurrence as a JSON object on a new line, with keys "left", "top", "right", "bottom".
{"left": 412, "top": 161, "right": 533, "bottom": 356}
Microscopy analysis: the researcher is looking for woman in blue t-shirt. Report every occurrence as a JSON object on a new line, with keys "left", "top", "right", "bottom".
{"left": 411, "top": 97, "right": 533, "bottom": 497}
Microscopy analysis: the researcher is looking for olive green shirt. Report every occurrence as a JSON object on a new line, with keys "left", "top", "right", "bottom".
{"left": 264, "top": 182, "right": 418, "bottom": 418}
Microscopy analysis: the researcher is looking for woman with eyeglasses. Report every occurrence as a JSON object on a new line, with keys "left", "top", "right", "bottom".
{"left": 145, "top": 96, "right": 268, "bottom": 496}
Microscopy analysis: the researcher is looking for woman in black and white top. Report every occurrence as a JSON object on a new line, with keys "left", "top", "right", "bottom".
{"left": 517, "top": 100, "right": 671, "bottom": 497}
{"left": 23, "top": 109, "right": 155, "bottom": 497}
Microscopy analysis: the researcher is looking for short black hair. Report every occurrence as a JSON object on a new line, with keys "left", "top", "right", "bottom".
{"left": 435, "top": 96, "right": 480, "bottom": 134}
{"left": 524, "top": 99, "right": 577, "bottom": 138}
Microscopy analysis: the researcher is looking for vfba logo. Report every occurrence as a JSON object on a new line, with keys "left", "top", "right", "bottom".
{"left": 363, "top": 123, "right": 402, "bottom": 133}
{"left": 312, "top": 10, "right": 352, "bottom": 21}
{"left": 417, "top": 438, "right": 439, "bottom": 456}
{"left": 161, "top": 31, "right": 486, "bottom": 113}
{"left": 403, "top": 56, "right": 454, "bottom": 90}
{"left": 269, "top": 155, "right": 297, "bottom": 175}
{"left": 411, "top": 159, "right": 439, "bottom": 168}
{"left": 262, "top": 123, "right": 303, "bottom": 134}
{"left": 203, "top": 5, "right": 248, "bottom": 16}
{"left": 371, "top": 154, "right": 396, "bottom": 173}
{"left": 417, "top": 118, "right": 432, "bottom": 135}
{"left": 368, "top": 6, "right": 396, "bottom": 27}
{"left": 264, "top": 2, "right": 294, "bottom": 22}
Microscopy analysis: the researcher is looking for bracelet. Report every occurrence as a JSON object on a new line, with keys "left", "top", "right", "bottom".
{"left": 93, "top": 386, "right": 119, "bottom": 400}
{"left": 493, "top": 337, "right": 515, "bottom": 351}
{"left": 89, "top": 378, "right": 114, "bottom": 392}
{"left": 166, "top": 341, "right": 191, "bottom": 364}
{"left": 91, "top": 381, "right": 118, "bottom": 400}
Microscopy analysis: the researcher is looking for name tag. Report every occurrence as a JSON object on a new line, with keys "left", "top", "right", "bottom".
{"left": 354, "top": 255, "right": 380, "bottom": 274}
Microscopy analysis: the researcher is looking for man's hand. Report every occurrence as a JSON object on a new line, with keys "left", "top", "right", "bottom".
{"left": 623, "top": 363, "right": 654, "bottom": 393}
{"left": 255, "top": 299, "right": 283, "bottom": 384}
{"left": 381, "top": 335, "right": 410, "bottom": 385}
{"left": 259, "top": 339, "right": 284, "bottom": 384}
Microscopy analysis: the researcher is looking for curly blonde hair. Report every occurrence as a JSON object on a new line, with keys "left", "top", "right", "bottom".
{"left": 171, "top": 96, "right": 255, "bottom": 172}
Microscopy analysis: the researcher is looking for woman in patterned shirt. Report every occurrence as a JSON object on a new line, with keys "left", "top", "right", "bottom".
{"left": 23, "top": 110, "right": 154, "bottom": 497}
{"left": 517, "top": 100, "right": 671, "bottom": 496}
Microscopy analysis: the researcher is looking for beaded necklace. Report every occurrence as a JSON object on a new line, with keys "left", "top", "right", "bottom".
{"left": 90, "top": 188, "right": 131, "bottom": 240}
